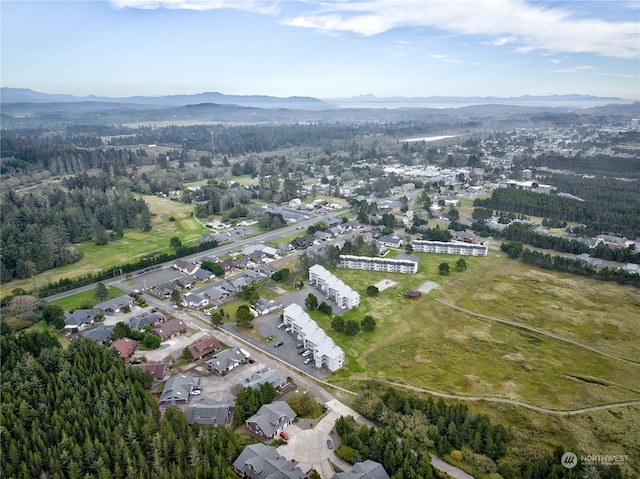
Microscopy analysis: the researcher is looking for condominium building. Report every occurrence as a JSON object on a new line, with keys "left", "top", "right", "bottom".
{"left": 412, "top": 240, "right": 488, "bottom": 256}
{"left": 282, "top": 304, "right": 345, "bottom": 371}
{"left": 308, "top": 264, "right": 360, "bottom": 309}
{"left": 338, "top": 254, "right": 418, "bottom": 274}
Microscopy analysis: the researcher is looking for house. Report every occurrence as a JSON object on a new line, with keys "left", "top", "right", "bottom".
{"left": 245, "top": 401, "right": 296, "bottom": 440}
{"left": 332, "top": 460, "right": 390, "bottom": 479}
{"left": 291, "top": 236, "right": 313, "bottom": 249}
{"left": 181, "top": 292, "right": 209, "bottom": 308}
{"left": 218, "top": 260, "right": 233, "bottom": 274}
{"left": 192, "top": 268, "right": 215, "bottom": 282}
{"left": 243, "top": 270, "right": 263, "bottom": 283}
{"left": 173, "top": 259, "right": 199, "bottom": 275}
{"left": 81, "top": 325, "right": 115, "bottom": 344}
{"left": 378, "top": 235, "right": 403, "bottom": 248}
{"left": 185, "top": 402, "right": 233, "bottom": 426}
{"left": 128, "top": 311, "right": 165, "bottom": 331}
{"left": 95, "top": 295, "right": 135, "bottom": 315}
{"left": 205, "top": 347, "right": 250, "bottom": 374}
{"left": 131, "top": 361, "right": 166, "bottom": 380}
{"left": 454, "top": 230, "right": 480, "bottom": 244}
{"left": 219, "top": 281, "right": 238, "bottom": 294}
{"left": 232, "top": 255, "right": 252, "bottom": 269}
{"left": 257, "top": 264, "right": 277, "bottom": 277}
{"left": 314, "top": 231, "right": 332, "bottom": 242}
{"left": 233, "top": 444, "right": 304, "bottom": 479}
{"left": 244, "top": 369, "right": 288, "bottom": 391}
{"left": 277, "top": 242, "right": 295, "bottom": 254}
{"left": 63, "top": 309, "right": 97, "bottom": 331}
{"left": 231, "top": 277, "right": 251, "bottom": 290}
{"left": 253, "top": 297, "right": 282, "bottom": 316}
{"left": 203, "top": 286, "right": 230, "bottom": 303}
{"left": 188, "top": 336, "right": 221, "bottom": 361}
{"left": 153, "top": 319, "right": 187, "bottom": 341}
{"left": 110, "top": 337, "right": 137, "bottom": 361}
{"left": 159, "top": 374, "right": 199, "bottom": 405}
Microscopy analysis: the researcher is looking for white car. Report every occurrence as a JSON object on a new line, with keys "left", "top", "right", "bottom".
{"left": 304, "top": 358, "right": 312, "bottom": 365}
{"left": 302, "top": 350, "right": 311, "bottom": 357}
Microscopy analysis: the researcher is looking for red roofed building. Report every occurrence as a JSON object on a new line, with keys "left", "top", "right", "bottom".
{"left": 188, "top": 336, "right": 222, "bottom": 361}
{"left": 132, "top": 361, "right": 167, "bottom": 380}
{"left": 111, "top": 337, "right": 137, "bottom": 361}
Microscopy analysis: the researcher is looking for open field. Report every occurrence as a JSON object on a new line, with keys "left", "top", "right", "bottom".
{"left": 50, "top": 285, "right": 126, "bottom": 311}
{"left": 316, "top": 253, "right": 640, "bottom": 471}
{"left": 2, "top": 194, "right": 208, "bottom": 295}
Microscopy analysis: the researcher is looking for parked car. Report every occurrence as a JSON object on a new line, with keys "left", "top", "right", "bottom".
{"left": 274, "top": 341, "right": 284, "bottom": 347}
{"left": 296, "top": 343, "right": 304, "bottom": 349}
{"left": 277, "top": 323, "right": 286, "bottom": 329}
{"left": 327, "top": 439, "right": 333, "bottom": 449}
{"left": 302, "top": 350, "right": 311, "bottom": 357}
{"left": 298, "top": 350, "right": 305, "bottom": 355}
{"left": 280, "top": 431, "right": 289, "bottom": 440}
{"left": 285, "top": 327, "right": 292, "bottom": 333}
{"left": 304, "top": 358, "right": 312, "bottom": 365}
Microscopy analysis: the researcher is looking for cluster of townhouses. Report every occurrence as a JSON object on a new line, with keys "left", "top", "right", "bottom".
{"left": 412, "top": 240, "right": 488, "bottom": 256}
{"left": 308, "top": 264, "right": 360, "bottom": 309}
{"left": 282, "top": 304, "right": 345, "bottom": 372}
{"left": 338, "top": 254, "right": 419, "bottom": 274}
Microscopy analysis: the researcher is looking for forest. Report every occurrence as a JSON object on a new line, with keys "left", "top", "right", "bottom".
{"left": 474, "top": 188, "right": 640, "bottom": 238}
{"left": 0, "top": 332, "right": 246, "bottom": 479}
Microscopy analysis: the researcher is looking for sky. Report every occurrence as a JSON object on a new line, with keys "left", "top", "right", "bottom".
{"left": 1, "top": 0, "right": 639, "bottom": 100}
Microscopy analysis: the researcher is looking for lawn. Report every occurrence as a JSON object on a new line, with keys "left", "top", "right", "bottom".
{"left": 317, "top": 253, "right": 640, "bottom": 412}
{"left": 50, "top": 285, "right": 126, "bottom": 311}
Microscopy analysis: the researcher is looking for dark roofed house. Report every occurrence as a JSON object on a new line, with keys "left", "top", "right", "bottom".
{"left": 110, "top": 337, "right": 137, "bottom": 361}
{"left": 377, "top": 235, "right": 403, "bottom": 248}
{"left": 153, "top": 319, "right": 187, "bottom": 341}
{"left": 244, "top": 369, "right": 288, "bottom": 390}
{"left": 131, "top": 361, "right": 167, "bottom": 380}
{"left": 63, "top": 309, "right": 97, "bottom": 331}
{"left": 205, "top": 347, "right": 249, "bottom": 374}
{"left": 173, "top": 259, "right": 199, "bottom": 275}
{"left": 192, "top": 268, "right": 214, "bottom": 282}
{"left": 245, "top": 401, "right": 296, "bottom": 440}
{"left": 233, "top": 444, "right": 304, "bottom": 479}
{"left": 332, "top": 460, "right": 390, "bottom": 479}
{"left": 203, "top": 286, "right": 230, "bottom": 303}
{"left": 181, "top": 292, "right": 209, "bottom": 308}
{"left": 82, "top": 325, "right": 115, "bottom": 344}
{"left": 159, "top": 374, "right": 199, "bottom": 405}
{"left": 188, "top": 336, "right": 221, "bottom": 361}
{"left": 95, "top": 295, "right": 134, "bottom": 315}
{"left": 128, "top": 311, "right": 165, "bottom": 331}
{"left": 185, "top": 402, "right": 233, "bottom": 426}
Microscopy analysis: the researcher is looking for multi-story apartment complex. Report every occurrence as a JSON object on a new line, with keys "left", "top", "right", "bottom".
{"left": 412, "top": 240, "right": 488, "bottom": 256}
{"left": 338, "top": 255, "right": 418, "bottom": 274}
{"left": 282, "top": 304, "right": 345, "bottom": 371}
{"left": 308, "top": 264, "right": 360, "bottom": 309}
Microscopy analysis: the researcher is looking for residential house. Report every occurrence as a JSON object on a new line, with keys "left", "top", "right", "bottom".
{"left": 95, "top": 295, "right": 134, "bottom": 315}
{"left": 202, "top": 286, "right": 230, "bottom": 303}
{"left": 131, "top": 361, "right": 166, "bottom": 380}
{"left": 243, "top": 270, "right": 263, "bottom": 283}
{"left": 454, "top": 231, "right": 480, "bottom": 244}
{"left": 128, "top": 311, "right": 165, "bottom": 332}
{"left": 233, "top": 444, "right": 305, "bottom": 479}
{"left": 257, "top": 264, "right": 277, "bottom": 277}
{"left": 244, "top": 369, "right": 288, "bottom": 391}
{"left": 314, "top": 231, "right": 332, "bottom": 242}
{"left": 377, "top": 235, "right": 403, "bottom": 249}
{"left": 277, "top": 242, "right": 295, "bottom": 254}
{"left": 159, "top": 374, "right": 199, "bottom": 405}
{"left": 110, "top": 337, "right": 137, "bottom": 361}
{"left": 253, "top": 298, "right": 282, "bottom": 316}
{"left": 173, "top": 259, "right": 199, "bottom": 275}
{"left": 219, "top": 281, "right": 238, "bottom": 294}
{"left": 205, "top": 347, "right": 250, "bottom": 374}
{"left": 63, "top": 309, "right": 97, "bottom": 331}
{"left": 291, "top": 236, "right": 313, "bottom": 249}
{"left": 219, "top": 260, "right": 233, "bottom": 275}
{"left": 188, "top": 336, "right": 221, "bottom": 361}
{"left": 332, "top": 460, "right": 390, "bottom": 479}
{"left": 245, "top": 401, "right": 296, "bottom": 440}
{"left": 81, "top": 325, "right": 115, "bottom": 344}
{"left": 192, "top": 268, "right": 215, "bottom": 282}
{"left": 185, "top": 402, "right": 233, "bottom": 426}
{"left": 232, "top": 255, "right": 252, "bottom": 270}
{"left": 181, "top": 292, "right": 209, "bottom": 308}
{"left": 153, "top": 319, "right": 187, "bottom": 341}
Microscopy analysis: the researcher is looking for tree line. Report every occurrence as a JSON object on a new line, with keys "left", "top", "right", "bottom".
{"left": 0, "top": 332, "right": 246, "bottom": 479}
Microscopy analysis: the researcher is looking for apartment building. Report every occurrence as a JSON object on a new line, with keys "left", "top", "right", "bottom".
{"left": 412, "top": 240, "right": 488, "bottom": 256}
{"left": 308, "top": 264, "right": 360, "bottom": 309}
{"left": 338, "top": 254, "right": 418, "bottom": 274}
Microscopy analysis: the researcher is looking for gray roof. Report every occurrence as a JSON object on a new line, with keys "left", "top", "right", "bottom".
{"left": 245, "top": 401, "right": 296, "bottom": 438}
{"left": 332, "top": 460, "right": 390, "bottom": 479}
{"left": 128, "top": 311, "right": 165, "bottom": 331}
{"left": 233, "top": 444, "right": 304, "bottom": 479}
{"left": 95, "top": 295, "right": 134, "bottom": 313}
{"left": 205, "top": 347, "right": 249, "bottom": 373}
{"left": 64, "top": 309, "right": 97, "bottom": 328}
{"left": 203, "top": 286, "right": 229, "bottom": 301}
{"left": 81, "top": 325, "right": 114, "bottom": 344}
{"left": 185, "top": 402, "right": 233, "bottom": 425}
{"left": 159, "top": 374, "right": 197, "bottom": 404}
{"left": 244, "top": 369, "right": 288, "bottom": 391}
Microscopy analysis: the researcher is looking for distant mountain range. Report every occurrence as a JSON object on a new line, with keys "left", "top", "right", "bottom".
{"left": 1, "top": 88, "right": 633, "bottom": 109}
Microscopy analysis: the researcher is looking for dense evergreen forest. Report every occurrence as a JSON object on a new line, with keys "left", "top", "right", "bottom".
{"left": 474, "top": 188, "right": 640, "bottom": 238}
{"left": 1, "top": 175, "right": 151, "bottom": 281}
{"left": 0, "top": 332, "right": 245, "bottom": 478}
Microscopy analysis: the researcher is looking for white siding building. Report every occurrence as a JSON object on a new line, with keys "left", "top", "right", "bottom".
{"left": 308, "top": 264, "right": 360, "bottom": 309}
{"left": 338, "top": 255, "right": 418, "bottom": 274}
{"left": 282, "top": 304, "right": 345, "bottom": 371}
{"left": 412, "top": 240, "right": 488, "bottom": 256}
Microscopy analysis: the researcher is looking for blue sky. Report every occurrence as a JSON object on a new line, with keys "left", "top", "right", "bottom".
{"left": 2, "top": 0, "right": 639, "bottom": 99}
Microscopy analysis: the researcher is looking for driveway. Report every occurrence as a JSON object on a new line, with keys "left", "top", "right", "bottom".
{"left": 278, "top": 399, "right": 369, "bottom": 479}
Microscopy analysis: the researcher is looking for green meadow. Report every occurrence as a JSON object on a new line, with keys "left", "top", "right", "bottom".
{"left": 50, "top": 285, "right": 126, "bottom": 311}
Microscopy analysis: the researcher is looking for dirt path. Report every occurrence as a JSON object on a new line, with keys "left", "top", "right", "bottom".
{"left": 435, "top": 298, "right": 640, "bottom": 366}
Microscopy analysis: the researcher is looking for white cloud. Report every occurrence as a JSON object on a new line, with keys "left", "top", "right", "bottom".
{"left": 282, "top": 0, "right": 639, "bottom": 59}
{"left": 550, "top": 59, "right": 561, "bottom": 64}
{"left": 109, "top": 0, "right": 277, "bottom": 14}
{"left": 555, "top": 65, "right": 595, "bottom": 73}
{"left": 490, "top": 36, "right": 516, "bottom": 46}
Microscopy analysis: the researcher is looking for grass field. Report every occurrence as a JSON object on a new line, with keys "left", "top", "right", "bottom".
{"left": 50, "top": 285, "right": 126, "bottom": 311}
{"left": 316, "top": 253, "right": 640, "bottom": 472}
{"left": 2, "top": 194, "right": 208, "bottom": 295}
